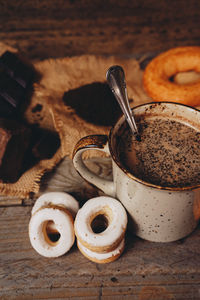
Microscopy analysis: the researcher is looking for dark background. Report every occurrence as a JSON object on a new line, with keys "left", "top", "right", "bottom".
{"left": 1, "top": 0, "right": 200, "bottom": 60}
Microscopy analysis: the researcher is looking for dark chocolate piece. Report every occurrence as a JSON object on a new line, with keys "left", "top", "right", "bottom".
{"left": 0, "top": 94, "right": 16, "bottom": 117}
{"left": 0, "top": 51, "right": 34, "bottom": 88}
{"left": 0, "top": 119, "right": 31, "bottom": 183}
{"left": 0, "top": 72, "right": 24, "bottom": 108}
{"left": 0, "top": 51, "right": 36, "bottom": 117}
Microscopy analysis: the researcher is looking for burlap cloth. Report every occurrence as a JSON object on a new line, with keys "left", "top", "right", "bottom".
{"left": 0, "top": 43, "right": 152, "bottom": 198}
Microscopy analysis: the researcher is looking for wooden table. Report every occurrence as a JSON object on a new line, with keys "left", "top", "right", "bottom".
{"left": 1, "top": 1, "right": 200, "bottom": 299}
{"left": 0, "top": 157, "right": 200, "bottom": 300}
{"left": 1, "top": 0, "right": 200, "bottom": 61}
{"left": 0, "top": 206, "right": 200, "bottom": 300}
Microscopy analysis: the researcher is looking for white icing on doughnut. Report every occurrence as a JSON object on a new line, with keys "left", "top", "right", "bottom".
{"left": 29, "top": 207, "right": 74, "bottom": 257}
{"left": 77, "top": 238, "right": 125, "bottom": 262}
{"left": 74, "top": 196, "right": 127, "bottom": 252}
{"left": 32, "top": 192, "right": 79, "bottom": 218}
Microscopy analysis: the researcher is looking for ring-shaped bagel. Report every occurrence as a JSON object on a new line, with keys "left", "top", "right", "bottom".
{"left": 77, "top": 238, "right": 125, "bottom": 264}
{"left": 29, "top": 206, "right": 74, "bottom": 257}
{"left": 74, "top": 196, "right": 127, "bottom": 253}
{"left": 143, "top": 46, "right": 200, "bottom": 106}
{"left": 32, "top": 192, "right": 79, "bottom": 218}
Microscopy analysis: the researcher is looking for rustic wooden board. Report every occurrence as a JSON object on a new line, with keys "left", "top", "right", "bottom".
{"left": 0, "top": 0, "right": 200, "bottom": 60}
{"left": 0, "top": 205, "right": 200, "bottom": 299}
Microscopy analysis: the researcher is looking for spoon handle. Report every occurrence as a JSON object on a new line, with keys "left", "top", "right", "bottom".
{"left": 106, "top": 65, "right": 138, "bottom": 135}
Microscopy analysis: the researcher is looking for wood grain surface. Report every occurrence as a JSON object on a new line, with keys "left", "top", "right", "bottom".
{"left": 0, "top": 0, "right": 200, "bottom": 60}
{"left": 0, "top": 205, "right": 200, "bottom": 299}
{"left": 0, "top": 157, "right": 200, "bottom": 299}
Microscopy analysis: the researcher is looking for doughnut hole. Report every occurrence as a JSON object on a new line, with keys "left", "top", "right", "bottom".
{"left": 90, "top": 207, "right": 113, "bottom": 234}
{"left": 91, "top": 214, "right": 108, "bottom": 233}
{"left": 43, "top": 220, "right": 61, "bottom": 245}
{"left": 172, "top": 71, "right": 200, "bottom": 85}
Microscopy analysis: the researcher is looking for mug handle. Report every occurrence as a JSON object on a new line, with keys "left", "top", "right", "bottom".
{"left": 72, "top": 135, "right": 115, "bottom": 197}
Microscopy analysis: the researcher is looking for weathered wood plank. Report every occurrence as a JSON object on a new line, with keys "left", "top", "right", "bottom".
{"left": 1, "top": 284, "right": 200, "bottom": 300}
{"left": 0, "top": 206, "right": 200, "bottom": 299}
{"left": 0, "top": 0, "right": 200, "bottom": 59}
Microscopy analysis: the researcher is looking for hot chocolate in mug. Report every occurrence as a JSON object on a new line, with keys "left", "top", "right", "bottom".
{"left": 72, "top": 102, "right": 200, "bottom": 242}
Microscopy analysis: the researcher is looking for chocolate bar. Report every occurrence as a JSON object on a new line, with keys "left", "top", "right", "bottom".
{"left": 0, "top": 51, "right": 36, "bottom": 117}
{"left": 0, "top": 94, "right": 16, "bottom": 117}
{"left": 0, "top": 118, "right": 31, "bottom": 183}
{"left": 0, "top": 51, "right": 34, "bottom": 89}
{"left": 0, "top": 72, "right": 24, "bottom": 108}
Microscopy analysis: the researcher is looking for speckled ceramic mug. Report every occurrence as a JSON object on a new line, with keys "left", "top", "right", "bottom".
{"left": 72, "top": 102, "right": 200, "bottom": 242}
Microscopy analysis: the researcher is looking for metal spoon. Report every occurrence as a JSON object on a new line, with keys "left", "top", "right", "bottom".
{"left": 106, "top": 65, "right": 139, "bottom": 137}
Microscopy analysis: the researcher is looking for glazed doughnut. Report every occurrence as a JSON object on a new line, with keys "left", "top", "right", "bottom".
{"left": 29, "top": 206, "right": 75, "bottom": 257}
{"left": 77, "top": 238, "right": 125, "bottom": 264}
{"left": 143, "top": 46, "right": 200, "bottom": 106}
{"left": 32, "top": 192, "right": 79, "bottom": 218}
{"left": 74, "top": 196, "right": 127, "bottom": 253}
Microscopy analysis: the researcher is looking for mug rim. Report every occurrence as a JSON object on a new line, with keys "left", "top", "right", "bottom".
{"left": 109, "top": 101, "right": 200, "bottom": 191}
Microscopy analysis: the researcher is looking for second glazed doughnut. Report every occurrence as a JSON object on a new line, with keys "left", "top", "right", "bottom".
{"left": 74, "top": 196, "right": 127, "bottom": 253}
{"left": 143, "top": 46, "right": 200, "bottom": 106}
